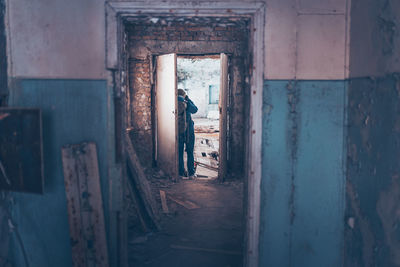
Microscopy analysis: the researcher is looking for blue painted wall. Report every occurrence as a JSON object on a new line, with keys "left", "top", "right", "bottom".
{"left": 9, "top": 79, "right": 109, "bottom": 267}
{"left": 260, "top": 80, "right": 346, "bottom": 266}
{"left": 345, "top": 75, "right": 400, "bottom": 267}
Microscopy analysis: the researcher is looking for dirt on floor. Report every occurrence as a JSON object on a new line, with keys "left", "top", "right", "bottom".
{"left": 128, "top": 177, "right": 244, "bottom": 267}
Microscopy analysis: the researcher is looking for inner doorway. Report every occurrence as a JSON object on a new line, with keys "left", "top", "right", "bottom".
{"left": 155, "top": 54, "right": 228, "bottom": 181}
{"left": 177, "top": 55, "right": 221, "bottom": 180}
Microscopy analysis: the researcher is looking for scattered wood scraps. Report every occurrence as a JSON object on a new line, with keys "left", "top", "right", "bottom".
{"left": 159, "top": 190, "right": 169, "bottom": 214}
{"left": 167, "top": 194, "right": 200, "bottom": 210}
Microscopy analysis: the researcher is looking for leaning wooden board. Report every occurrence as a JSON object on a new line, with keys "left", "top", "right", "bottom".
{"left": 62, "top": 142, "right": 109, "bottom": 267}
{"left": 125, "top": 133, "right": 160, "bottom": 229}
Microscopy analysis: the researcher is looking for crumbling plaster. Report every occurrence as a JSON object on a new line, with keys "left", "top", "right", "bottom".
{"left": 349, "top": 0, "right": 400, "bottom": 78}
{"left": 345, "top": 75, "right": 400, "bottom": 267}
{"left": 4, "top": 0, "right": 350, "bottom": 81}
{"left": 265, "top": 0, "right": 349, "bottom": 79}
{"left": 345, "top": 0, "right": 400, "bottom": 266}
{"left": 5, "top": 0, "right": 106, "bottom": 79}
{"left": 0, "top": 0, "right": 6, "bottom": 97}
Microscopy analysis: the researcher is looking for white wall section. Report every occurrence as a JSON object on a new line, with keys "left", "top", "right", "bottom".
{"left": 6, "top": 0, "right": 106, "bottom": 79}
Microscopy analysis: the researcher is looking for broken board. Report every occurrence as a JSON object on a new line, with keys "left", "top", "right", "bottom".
{"left": 127, "top": 178, "right": 150, "bottom": 232}
{"left": 167, "top": 194, "right": 200, "bottom": 210}
{"left": 61, "top": 142, "right": 109, "bottom": 267}
{"left": 159, "top": 190, "right": 169, "bottom": 213}
{"left": 125, "top": 133, "right": 160, "bottom": 229}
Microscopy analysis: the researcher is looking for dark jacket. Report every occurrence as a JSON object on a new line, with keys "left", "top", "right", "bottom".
{"left": 185, "top": 97, "right": 198, "bottom": 133}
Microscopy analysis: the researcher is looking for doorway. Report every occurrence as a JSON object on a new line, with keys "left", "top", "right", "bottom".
{"left": 178, "top": 55, "right": 221, "bottom": 180}
{"left": 154, "top": 54, "right": 229, "bottom": 181}
{"left": 106, "top": 3, "right": 265, "bottom": 266}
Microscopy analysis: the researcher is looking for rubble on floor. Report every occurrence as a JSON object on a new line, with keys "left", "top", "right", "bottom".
{"left": 128, "top": 177, "right": 244, "bottom": 267}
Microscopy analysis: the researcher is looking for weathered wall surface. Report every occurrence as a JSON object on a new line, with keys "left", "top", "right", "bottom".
{"left": 345, "top": 75, "right": 400, "bottom": 267}
{"left": 126, "top": 18, "right": 249, "bottom": 176}
{"left": 9, "top": 80, "right": 109, "bottom": 267}
{"left": 345, "top": 0, "right": 400, "bottom": 266}
{"left": 3, "top": 0, "right": 353, "bottom": 266}
{"left": 0, "top": 0, "right": 6, "bottom": 101}
{"left": 265, "top": 0, "right": 349, "bottom": 79}
{"left": 349, "top": 0, "right": 400, "bottom": 78}
{"left": 6, "top": 0, "right": 106, "bottom": 79}
{"left": 260, "top": 0, "right": 349, "bottom": 266}
{"left": 260, "top": 80, "right": 346, "bottom": 266}
{"left": 4, "top": 0, "right": 121, "bottom": 266}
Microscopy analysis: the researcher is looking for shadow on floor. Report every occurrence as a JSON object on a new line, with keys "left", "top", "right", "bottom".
{"left": 128, "top": 179, "right": 244, "bottom": 267}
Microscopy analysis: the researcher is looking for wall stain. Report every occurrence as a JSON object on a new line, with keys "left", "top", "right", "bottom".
{"left": 346, "top": 74, "right": 400, "bottom": 266}
{"left": 286, "top": 80, "right": 299, "bottom": 226}
{"left": 377, "top": 174, "right": 400, "bottom": 265}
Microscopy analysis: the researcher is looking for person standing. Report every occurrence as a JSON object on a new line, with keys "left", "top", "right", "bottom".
{"left": 178, "top": 89, "right": 187, "bottom": 178}
{"left": 177, "top": 88, "right": 198, "bottom": 179}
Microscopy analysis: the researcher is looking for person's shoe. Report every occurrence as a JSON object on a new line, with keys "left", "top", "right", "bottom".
{"left": 188, "top": 174, "right": 197, "bottom": 180}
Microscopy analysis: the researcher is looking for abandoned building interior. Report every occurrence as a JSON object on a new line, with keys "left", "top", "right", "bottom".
{"left": 1, "top": 0, "right": 400, "bottom": 267}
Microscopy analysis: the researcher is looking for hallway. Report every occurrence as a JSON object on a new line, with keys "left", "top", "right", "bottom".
{"left": 128, "top": 179, "right": 243, "bottom": 267}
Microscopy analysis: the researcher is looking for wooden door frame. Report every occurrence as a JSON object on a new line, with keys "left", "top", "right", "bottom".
{"left": 106, "top": 2, "right": 265, "bottom": 267}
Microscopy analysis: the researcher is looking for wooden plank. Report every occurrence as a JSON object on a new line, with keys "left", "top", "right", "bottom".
{"left": 127, "top": 179, "right": 150, "bottom": 232}
{"left": 62, "top": 142, "right": 109, "bottom": 267}
{"left": 125, "top": 133, "right": 161, "bottom": 229}
{"left": 61, "top": 146, "right": 87, "bottom": 267}
{"left": 159, "top": 190, "right": 169, "bottom": 213}
{"left": 195, "top": 161, "right": 219, "bottom": 172}
{"left": 167, "top": 195, "right": 200, "bottom": 210}
{"left": 170, "top": 244, "right": 242, "bottom": 255}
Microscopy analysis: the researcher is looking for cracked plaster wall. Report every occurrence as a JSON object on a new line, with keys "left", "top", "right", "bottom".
{"left": 345, "top": 0, "right": 400, "bottom": 266}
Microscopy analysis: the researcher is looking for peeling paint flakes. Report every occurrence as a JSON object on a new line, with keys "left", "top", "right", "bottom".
{"left": 364, "top": 115, "right": 370, "bottom": 126}
{"left": 348, "top": 217, "right": 355, "bottom": 229}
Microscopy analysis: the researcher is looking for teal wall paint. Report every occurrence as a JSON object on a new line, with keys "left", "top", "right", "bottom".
{"left": 260, "top": 80, "right": 346, "bottom": 266}
{"left": 9, "top": 79, "right": 109, "bottom": 267}
{"left": 345, "top": 75, "right": 400, "bottom": 267}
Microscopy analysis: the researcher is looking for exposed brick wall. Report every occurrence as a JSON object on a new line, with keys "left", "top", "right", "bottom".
{"left": 128, "top": 59, "right": 152, "bottom": 132}
{"left": 128, "top": 24, "right": 246, "bottom": 42}
{"left": 126, "top": 17, "right": 249, "bottom": 177}
{"left": 128, "top": 59, "right": 153, "bottom": 168}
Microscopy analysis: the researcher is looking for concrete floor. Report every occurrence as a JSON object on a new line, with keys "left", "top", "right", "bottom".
{"left": 128, "top": 179, "right": 244, "bottom": 267}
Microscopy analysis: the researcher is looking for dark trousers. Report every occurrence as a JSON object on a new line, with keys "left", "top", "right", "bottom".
{"left": 178, "top": 133, "right": 185, "bottom": 176}
{"left": 186, "top": 131, "right": 195, "bottom": 176}
{"left": 178, "top": 131, "right": 195, "bottom": 176}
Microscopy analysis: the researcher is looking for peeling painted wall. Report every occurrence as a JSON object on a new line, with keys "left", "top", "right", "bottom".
{"left": 9, "top": 79, "right": 110, "bottom": 267}
{"left": 349, "top": 0, "right": 400, "bottom": 77}
{"left": 2, "top": 0, "right": 356, "bottom": 266}
{"left": 345, "top": 0, "right": 400, "bottom": 266}
{"left": 345, "top": 75, "right": 400, "bottom": 267}
{"left": 6, "top": 0, "right": 106, "bottom": 79}
{"left": 0, "top": 0, "right": 6, "bottom": 101}
{"left": 265, "top": 0, "right": 350, "bottom": 79}
{"left": 260, "top": 80, "right": 346, "bottom": 266}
